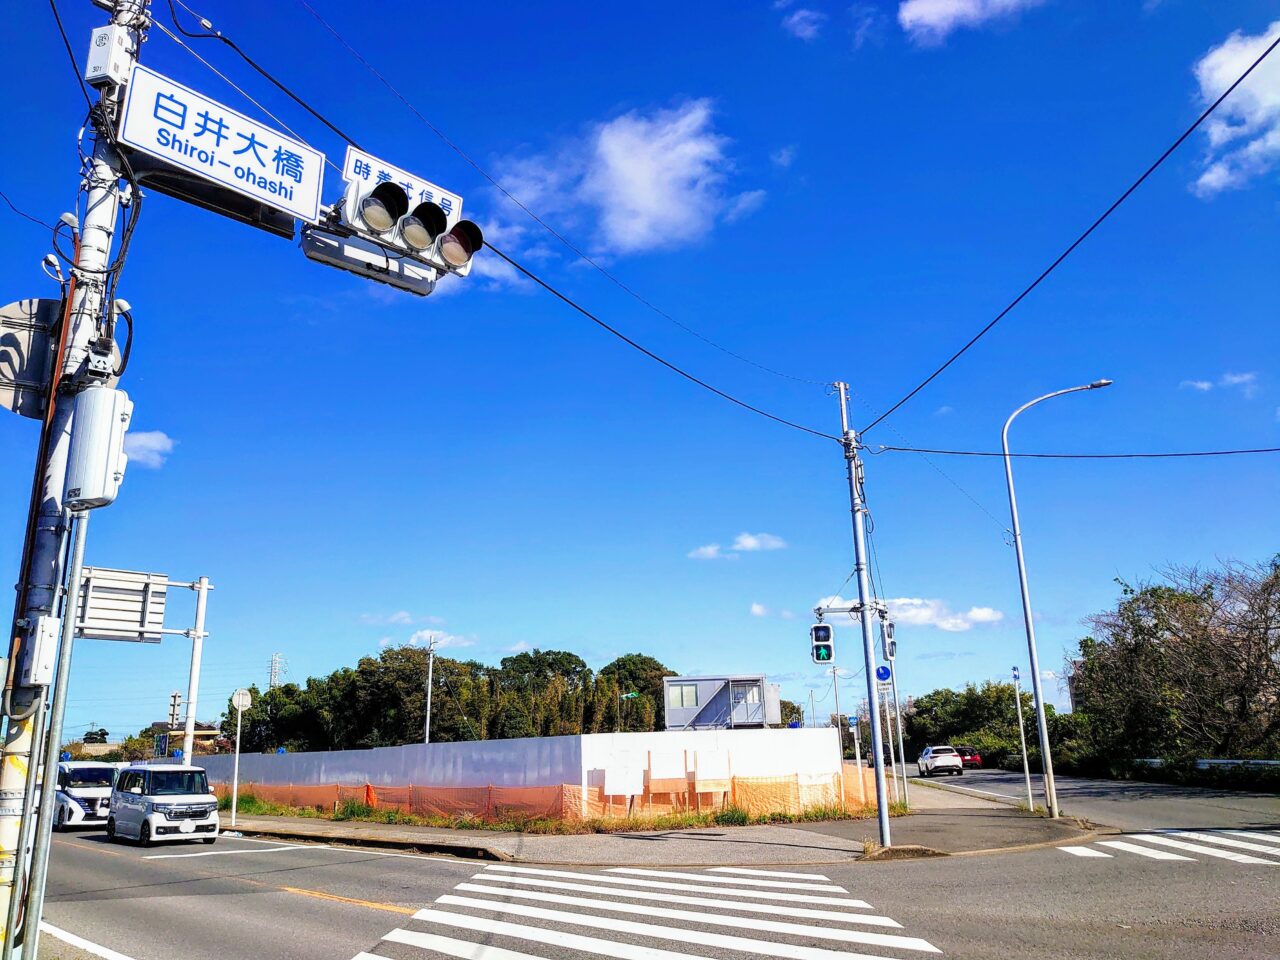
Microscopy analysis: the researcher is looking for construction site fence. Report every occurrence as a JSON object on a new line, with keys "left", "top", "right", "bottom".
{"left": 215, "top": 765, "right": 878, "bottom": 822}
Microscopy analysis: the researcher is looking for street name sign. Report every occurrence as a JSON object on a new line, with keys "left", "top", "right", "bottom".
{"left": 119, "top": 64, "right": 324, "bottom": 224}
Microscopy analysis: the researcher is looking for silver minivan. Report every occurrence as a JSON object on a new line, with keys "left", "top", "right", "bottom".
{"left": 108, "top": 764, "right": 219, "bottom": 846}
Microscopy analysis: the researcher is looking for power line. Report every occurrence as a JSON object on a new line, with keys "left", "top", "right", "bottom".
{"left": 862, "top": 28, "right": 1280, "bottom": 435}
{"left": 487, "top": 244, "right": 840, "bottom": 442}
{"left": 165, "top": 0, "right": 363, "bottom": 148}
{"left": 0, "top": 188, "right": 54, "bottom": 232}
{"left": 874, "top": 444, "right": 1280, "bottom": 459}
{"left": 289, "top": 0, "right": 826, "bottom": 388}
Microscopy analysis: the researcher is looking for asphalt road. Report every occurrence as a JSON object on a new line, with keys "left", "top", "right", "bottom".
{"left": 41, "top": 814, "right": 1280, "bottom": 960}
{"left": 912, "top": 767, "right": 1280, "bottom": 830}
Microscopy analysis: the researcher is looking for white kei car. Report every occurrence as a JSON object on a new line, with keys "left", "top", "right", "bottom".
{"left": 917, "top": 745, "right": 965, "bottom": 777}
{"left": 108, "top": 764, "right": 220, "bottom": 846}
{"left": 53, "top": 761, "right": 119, "bottom": 830}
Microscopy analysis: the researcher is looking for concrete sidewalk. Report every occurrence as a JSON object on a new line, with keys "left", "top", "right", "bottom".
{"left": 227, "top": 785, "right": 1092, "bottom": 865}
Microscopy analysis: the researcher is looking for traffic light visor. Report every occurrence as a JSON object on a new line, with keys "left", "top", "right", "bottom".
{"left": 400, "top": 201, "right": 448, "bottom": 251}
{"left": 360, "top": 182, "right": 410, "bottom": 233}
{"left": 811, "top": 624, "right": 832, "bottom": 644}
{"left": 439, "top": 220, "right": 484, "bottom": 268}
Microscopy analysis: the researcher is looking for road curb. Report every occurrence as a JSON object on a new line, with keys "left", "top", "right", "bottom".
{"left": 229, "top": 825, "right": 512, "bottom": 862}
{"left": 860, "top": 844, "right": 947, "bottom": 862}
{"left": 909, "top": 776, "right": 1028, "bottom": 809}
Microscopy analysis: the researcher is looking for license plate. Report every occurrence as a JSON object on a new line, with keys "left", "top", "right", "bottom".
{"left": 178, "top": 820, "right": 196, "bottom": 834}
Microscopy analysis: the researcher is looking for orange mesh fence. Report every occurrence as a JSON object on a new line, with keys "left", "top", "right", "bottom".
{"left": 217, "top": 773, "right": 867, "bottom": 822}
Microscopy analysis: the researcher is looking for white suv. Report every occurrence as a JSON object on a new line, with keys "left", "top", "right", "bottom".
{"left": 918, "top": 745, "right": 964, "bottom": 777}
{"left": 108, "top": 765, "right": 219, "bottom": 846}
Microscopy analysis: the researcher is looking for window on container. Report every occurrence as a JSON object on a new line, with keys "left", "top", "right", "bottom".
{"left": 668, "top": 684, "right": 698, "bottom": 709}
{"left": 745, "top": 686, "right": 760, "bottom": 704}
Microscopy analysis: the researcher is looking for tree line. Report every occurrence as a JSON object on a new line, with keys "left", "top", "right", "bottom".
{"left": 220, "top": 648, "right": 682, "bottom": 752}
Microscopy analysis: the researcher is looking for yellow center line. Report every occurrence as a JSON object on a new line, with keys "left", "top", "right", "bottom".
{"left": 279, "top": 886, "right": 415, "bottom": 914}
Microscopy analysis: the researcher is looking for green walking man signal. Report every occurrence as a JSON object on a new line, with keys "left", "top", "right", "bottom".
{"left": 811, "top": 623, "right": 834, "bottom": 664}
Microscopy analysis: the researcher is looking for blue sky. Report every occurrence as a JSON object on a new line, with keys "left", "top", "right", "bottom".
{"left": 1, "top": 1, "right": 1278, "bottom": 740}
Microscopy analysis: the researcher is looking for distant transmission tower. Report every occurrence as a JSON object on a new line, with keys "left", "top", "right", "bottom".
{"left": 268, "top": 653, "right": 287, "bottom": 689}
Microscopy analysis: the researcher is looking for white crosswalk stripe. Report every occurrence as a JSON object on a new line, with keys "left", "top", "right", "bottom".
{"left": 1058, "top": 829, "right": 1280, "bottom": 865}
{"left": 350, "top": 864, "right": 943, "bottom": 960}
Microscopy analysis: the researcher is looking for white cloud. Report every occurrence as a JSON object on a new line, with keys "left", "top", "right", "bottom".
{"left": 732, "top": 532, "right": 787, "bottom": 552}
{"left": 504, "top": 640, "right": 531, "bottom": 653}
{"left": 750, "top": 602, "right": 769, "bottom": 617}
{"left": 782, "top": 8, "right": 827, "bottom": 41}
{"left": 1041, "top": 668, "right": 1059, "bottom": 682}
{"left": 818, "top": 595, "right": 1004, "bottom": 632}
{"left": 123, "top": 430, "right": 174, "bottom": 469}
{"left": 898, "top": 0, "right": 1046, "bottom": 46}
{"left": 1219, "top": 371, "right": 1259, "bottom": 397}
{"left": 935, "top": 404, "right": 955, "bottom": 415}
{"left": 780, "top": 609, "right": 796, "bottom": 620}
{"left": 850, "top": 3, "right": 886, "bottom": 49}
{"left": 496, "top": 100, "right": 756, "bottom": 258}
{"left": 688, "top": 543, "right": 725, "bottom": 560}
{"left": 770, "top": 145, "right": 797, "bottom": 168}
{"left": 1180, "top": 379, "right": 1213, "bottom": 392}
{"left": 407, "top": 629, "right": 473, "bottom": 650}
{"left": 1192, "top": 21, "right": 1280, "bottom": 196}
{"left": 361, "top": 611, "right": 445, "bottom": 626}
{"left": 724, "top": 189, "right": 767, "bottom": 223}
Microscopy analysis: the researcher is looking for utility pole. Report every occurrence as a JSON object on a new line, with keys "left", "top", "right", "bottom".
{"left": 889, "top": 673, "right": 910, "bottom": 809}
{"left": 0, "top": 2, "right": 147, "bottom": 951}
{"left": 808, "top": 690, "right": 816, "bottom": 728}
{"left": 836, "top": 382, "right": 891, "bottom": 847}
{"left": 180, "top": 577, "right": 210, "bottom": 760}
{"left": 850, "top": 706, "right": 865, "bottom": 803}
{"left": 423, "top": 638, "right": 436, "bottom": 744}
{"left": 1012, "top": 666, "right": 1034, "bottom": 811}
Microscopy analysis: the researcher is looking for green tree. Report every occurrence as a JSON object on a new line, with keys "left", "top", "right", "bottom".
{"left": 779, "top": 699, "right": 804, "bottom": 727}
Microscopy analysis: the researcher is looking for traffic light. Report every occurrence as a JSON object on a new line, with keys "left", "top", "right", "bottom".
{"left": 881, "top": 620, "right": 896, "bottom": 661}
{"left": 340, "top": 176, "right": 484, "bottom": 277}
{"left": 810, "top": 624, "right": 834, "bottom": 664}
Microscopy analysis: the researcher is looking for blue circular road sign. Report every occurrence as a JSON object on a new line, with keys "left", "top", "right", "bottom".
{"left": 875, "top": 665, "right": 891, "bottom": 682}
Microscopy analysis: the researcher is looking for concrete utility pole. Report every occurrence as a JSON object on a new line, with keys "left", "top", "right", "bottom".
{"left": 0, "top": 2, "right": 147, "bottom": 951}
{"left": 836, "top": 382, "right": 891, "bottom": 847}
{"left": 423, "top": 638, "right": 436, "bottom": 744}
{"left": 181, "top": 577, "right": 210, "bottom": 760}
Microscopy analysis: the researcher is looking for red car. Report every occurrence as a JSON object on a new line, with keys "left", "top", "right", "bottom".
{"left": 956, "top": 746, "right": 983, "bottom": 769}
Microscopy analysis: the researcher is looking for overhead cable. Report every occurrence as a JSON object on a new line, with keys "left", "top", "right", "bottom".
{"left": 290, "top": 0, "right": 826, "bottom": 387}
{"left": 862, "top": 28, "right": 1280, "bottom": 434}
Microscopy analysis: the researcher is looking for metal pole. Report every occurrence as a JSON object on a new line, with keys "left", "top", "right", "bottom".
{"left": 423, "top": 643, "right": 435, "bottom": 745}
{"left": 21, "top": 512, "right": 88, "bottom": 960}
{"left": 0, "top": 4, "right": 147, "bottom": 946}
{"left": 889, "top": 668, "right": 910, "bottom": 809}
{"left": 1001, "top": 380, "right": 1109, "bottom": 821}
{"left": 182, "top": 578, "right": 210, "bottom": 760}
{"left": 882, "top": 686, "right": 900, "bottom": 804}
{"left": 230, "top": 706, "right": 243, "bottom": 828}
{"left": 1013, "top": 671, "right": 1034, "bottom": 811}
{"left": 837, "top": 382, "right": 891, "bottom": 846}
{"left": 829, "top": 667, "right": 846, "bottom": 808}
{"left": 808, "top": 691, "right": 816, "bottom": 728}
{"left": 851, "top": 709, "right": 865, "bottom": 803}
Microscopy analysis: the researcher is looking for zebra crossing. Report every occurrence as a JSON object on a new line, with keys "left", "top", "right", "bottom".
{"left": 1060, "top": 828, "right": 1280, "bottom": 865}
{"left": 350, "top": 863, "right": 943, "bottom": 960}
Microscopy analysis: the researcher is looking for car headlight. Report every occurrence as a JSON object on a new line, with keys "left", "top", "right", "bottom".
{"left": 153, "top": 803, "right": 175, "bottom": 814}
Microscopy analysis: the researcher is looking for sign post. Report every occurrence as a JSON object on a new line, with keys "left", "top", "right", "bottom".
{"left": 1012, "top": 666, "right": 1034, "bottom": 811}
{"left": 230, "top": 688, "right": 252, "bottom": 828}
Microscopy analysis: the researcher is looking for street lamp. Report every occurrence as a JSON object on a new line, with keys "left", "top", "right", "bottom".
{"left": 1001, "top": 379, "right": 1112, "bottom": 819}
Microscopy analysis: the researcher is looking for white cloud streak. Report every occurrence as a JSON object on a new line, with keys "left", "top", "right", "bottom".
{"left": 1192, "top": 20, "right": 1280, "bottom": 196}
{"left": 818, "top": 595, "right": 1004, "bottom": 632}
{"left": 750, "top": 602, "right": 769, "bottom": 617}
{"left": 732, "top": 532, "right": 787, "bottom": 552}
{"left": 782, "top": 9, "right": 827, "bottom": 41}
{"left": 123, "top": 431, "right": 175, "bottom": 469}
{"left": 898, "top": 0, "right": 1046, "bottom": 46}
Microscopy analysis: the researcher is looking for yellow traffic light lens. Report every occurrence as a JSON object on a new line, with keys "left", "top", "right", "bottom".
{"left": 400, "top": 216, "right": 434, "bottom": 250}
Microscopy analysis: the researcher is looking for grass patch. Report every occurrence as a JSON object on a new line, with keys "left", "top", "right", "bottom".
{"left": 217, "top": 792, "right": 322, "bottom": 818}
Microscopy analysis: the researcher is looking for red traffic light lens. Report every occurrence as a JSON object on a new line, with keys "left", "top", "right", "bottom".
{"left": 439, "top": 220, "right": 484, "bottom": 268}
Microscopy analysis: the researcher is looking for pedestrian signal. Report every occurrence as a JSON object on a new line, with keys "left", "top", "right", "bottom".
{"left": 810, "top": 624, "right": 834, "bottom": 664}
